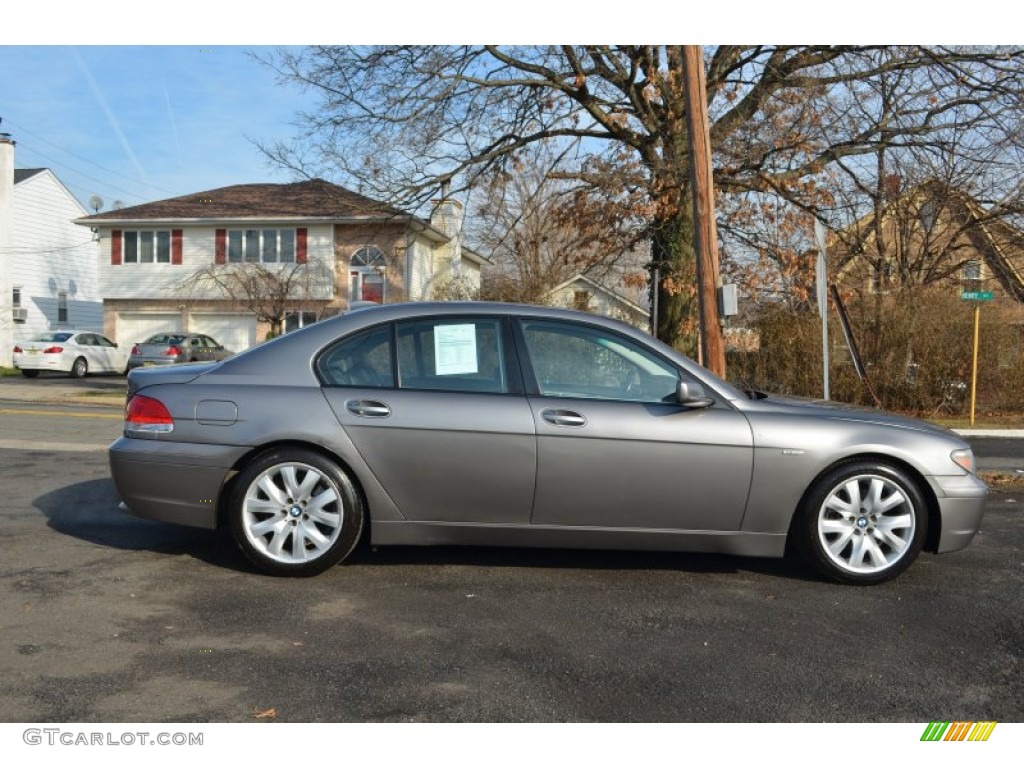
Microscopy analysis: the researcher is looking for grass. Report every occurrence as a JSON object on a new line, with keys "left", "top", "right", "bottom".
{"left": 0, "top": 366, "right": 22, "bottom": 377}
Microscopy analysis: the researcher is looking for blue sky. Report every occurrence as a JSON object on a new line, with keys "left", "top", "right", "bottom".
{"left": 0, "top": 45, "right": 312, "bottom": 211}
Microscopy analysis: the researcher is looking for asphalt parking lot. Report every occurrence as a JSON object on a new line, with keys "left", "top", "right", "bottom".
{"left": 0, "top": 378, "right": 1021, "bottom": 722}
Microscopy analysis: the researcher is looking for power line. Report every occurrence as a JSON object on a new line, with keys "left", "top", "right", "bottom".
{"left": 16, "top": 143, "right": 148, "bottom": 204}
{"left": 4, "top": 118, "right": 176, "bottom": 197}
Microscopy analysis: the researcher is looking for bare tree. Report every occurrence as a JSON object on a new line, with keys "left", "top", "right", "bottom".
{"left": 179, "top": 259, "right": 334, "bottom": 338}
{"left": 257, "top": 45, "right": 1024, "bottom": 353}
{"left": 470, "top": 143, "right": 647, "bottom": 304}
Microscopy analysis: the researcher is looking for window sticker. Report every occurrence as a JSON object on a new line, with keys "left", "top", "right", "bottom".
{"left": 434, "top": 323, "right": 478, "bottom": 375}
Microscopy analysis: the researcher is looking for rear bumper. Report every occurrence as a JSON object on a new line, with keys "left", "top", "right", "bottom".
{"left": 109, "top": 437, "right": 249, "bottom": 529}
{"left": 13, "top": 356, "right": 67, "bottom": 372}
{"left": 127, "top": 358, "right": 182, "bottom": 370}
{"left": 930, "top": 473, "right": 989, "bottom": 553}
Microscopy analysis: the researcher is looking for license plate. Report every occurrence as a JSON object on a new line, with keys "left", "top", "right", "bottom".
{"left": 143, "top": 361, "right": 155, "bottom": 367}
{"left": 27, "top": 349, "right": 40, "bottom": 355}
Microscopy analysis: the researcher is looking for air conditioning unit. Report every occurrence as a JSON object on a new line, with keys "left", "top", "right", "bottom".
{"left": 11, "top": 307, "right": 28, "bottom": 322}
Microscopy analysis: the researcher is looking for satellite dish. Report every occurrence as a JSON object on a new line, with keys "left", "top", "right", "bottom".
{"left": 112, "top": 200, "right": 124, "bottom": 210}
{"left": 88, "top": 195, "right": 104, "bottom": 213}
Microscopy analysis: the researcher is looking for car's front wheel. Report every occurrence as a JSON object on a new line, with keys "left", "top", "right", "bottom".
{"left": 795, "top": 461, "right": 927, "bottom": 585}
{"left": 228, "top": 447, "right": 364, "bottom": 577}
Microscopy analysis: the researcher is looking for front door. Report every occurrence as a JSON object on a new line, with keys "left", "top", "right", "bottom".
{"left": 518, "top": 319, "right": 754, "bottom": 532}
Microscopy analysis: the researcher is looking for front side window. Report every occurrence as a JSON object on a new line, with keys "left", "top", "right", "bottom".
{"left": 227, "top": 229, "right": 296, "bottom": 264}
{"left": 123, "top": 230, "right": 171, "bottom": 263}
{"left": 397, "top": 318, "right": 509, "bottom": 394}
{"left": 521, "top": 320, "right": 679, "bottom": 402}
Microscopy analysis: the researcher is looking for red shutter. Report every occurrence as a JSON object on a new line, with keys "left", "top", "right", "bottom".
{"left": 215, "top": 229, "right": 226, "bottom": 264}
{"left": 296, "top": 228, "right": 307, "bottom": 264}
{"left": 111, "top": 230, "right": 122, "bottom": 265}
{"left": 171, "top": 229, "right": 183, "bottom": 265}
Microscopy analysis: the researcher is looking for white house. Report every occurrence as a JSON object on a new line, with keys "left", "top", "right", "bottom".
{"left": 546, "top": 273, "right": 650, "bottom": 329}
{"left": 75, "top": 179, "right": 487, "bottom": 351}
{"left": 0, "top": 133, "right": 103, "bottom": 366}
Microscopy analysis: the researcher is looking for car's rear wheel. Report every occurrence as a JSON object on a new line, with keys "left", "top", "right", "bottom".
{"left": 21, "top": 369, "right": 39, "bottom": 378}
{"left": 795, "top": 461, "right": 927, "bottom": 585}
{"left": 70, "top": 357, "right": 88, "bottom": 378}
{"left": 228, "top": 447, "right": 364, "bottom": 577}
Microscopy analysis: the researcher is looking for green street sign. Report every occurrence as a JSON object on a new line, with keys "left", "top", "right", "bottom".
{"left": 961, "top": 291, "right": 994, "bottom": 301}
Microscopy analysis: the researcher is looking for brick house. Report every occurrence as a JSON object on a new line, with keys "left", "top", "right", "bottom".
{"left": 74, "top": 178, "right": 487, "bottom": 351}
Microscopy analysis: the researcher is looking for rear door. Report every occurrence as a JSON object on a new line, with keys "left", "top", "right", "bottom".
{"left": 320, "top": 317, "right": 537, "bottom": 524}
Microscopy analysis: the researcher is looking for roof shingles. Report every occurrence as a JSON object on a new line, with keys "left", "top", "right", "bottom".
{"left": 79, "top": 179, "right": 407, "bottom": 221}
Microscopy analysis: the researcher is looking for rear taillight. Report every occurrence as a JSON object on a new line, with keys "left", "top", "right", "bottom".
{"left": 125, "top": 395, "right": 174, "bottom": 433}
{"left": 43, "top": 346, "right": 63, "bottom": 354}
{"left": 131, "top": 344, "right": 142, "bottom": 355}
{"left": 164, "top": 345, "right": 183, "bottom": 356}
{"left": 13, "top": 346, "right": 22, "bottom": 353}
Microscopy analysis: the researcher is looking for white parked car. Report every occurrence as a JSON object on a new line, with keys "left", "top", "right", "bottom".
{"left": 13, "top": 331, "right": 129, "bottom": 378}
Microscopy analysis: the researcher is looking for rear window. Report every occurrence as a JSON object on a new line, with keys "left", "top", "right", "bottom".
{"left": 33, "top": 332, "right": 73, "bottom": 342}
{"left": 144, "top": 334, "right": 186, "bottom": 345}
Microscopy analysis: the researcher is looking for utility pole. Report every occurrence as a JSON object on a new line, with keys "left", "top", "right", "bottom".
{"left": 681, "top": 46, "right": 726, "bottom": 377}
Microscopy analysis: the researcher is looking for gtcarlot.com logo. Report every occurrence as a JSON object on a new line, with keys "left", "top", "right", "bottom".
{"left": 921, "top": 722, "right": 997, "bottom": 742}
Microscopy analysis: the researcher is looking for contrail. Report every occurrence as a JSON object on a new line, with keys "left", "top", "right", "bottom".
{"left": 162, "top": 78, "right": 184, "bottom": 166}
{"left": 71, "top": 46, "right": 154, "bottom": 192}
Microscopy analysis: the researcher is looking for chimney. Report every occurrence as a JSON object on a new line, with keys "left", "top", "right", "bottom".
{"left": 1, "top": 129, "right": 15, "bottom": 366}
{"left": 430, "top": 182, "right": 464, "bottom": 278}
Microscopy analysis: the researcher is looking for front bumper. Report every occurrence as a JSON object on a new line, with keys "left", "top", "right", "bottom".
{"left": 930, "top": 473, "right": 989, "bottom": 553}
{"left": 109, "top": 437, "right": 249, "bottom": 529}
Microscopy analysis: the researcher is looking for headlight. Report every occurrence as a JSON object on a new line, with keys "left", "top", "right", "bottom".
{"left": 950, "top": 448, "right": 975, "bottom": 473}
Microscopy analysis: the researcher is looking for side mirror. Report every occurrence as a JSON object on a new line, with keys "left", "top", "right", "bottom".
{"left": 676, "top": 380, "right": 715, "bottom": 408}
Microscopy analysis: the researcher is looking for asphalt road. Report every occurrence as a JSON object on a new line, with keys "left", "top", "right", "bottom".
{"left": 0, "top": 396, "right": 1021, "bottom": 722}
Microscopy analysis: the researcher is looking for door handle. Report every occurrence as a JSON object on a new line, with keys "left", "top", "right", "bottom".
{"left": 541, "top": 408, "right": 587, "bottom": 427}
{"left": 346, "top": 399, "right": 391, "bottom": 418}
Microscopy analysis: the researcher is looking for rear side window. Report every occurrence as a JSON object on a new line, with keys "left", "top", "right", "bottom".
{"left": 317, "top": 325, "right": 394, "bottom": 388}
{"left": 396, "top": 318, "right": 509, "bottom": 394}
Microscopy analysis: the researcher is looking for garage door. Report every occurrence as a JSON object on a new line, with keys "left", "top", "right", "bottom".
{"left": 116, "top": 313, "right": 182, "bottom": 347}
{"left": 188, "top": 313, "right": 258, "bottom": 353}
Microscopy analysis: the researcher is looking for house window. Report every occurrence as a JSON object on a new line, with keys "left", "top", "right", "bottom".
{"left": 12, "top": 287, "right": 21, "bottom": 307}
{"left": 963, "top": 260, "right": 982, "bottom": 282}
{"left": 227, "top": 229, "right": 296, "bottom": 264}
{"left": 349, "top": 246, "right": 386, "bottom": 303}
{"left": 284, "top": 311, "right": 319, "bottom": 333}
{"left": 57, "top": 291, "right": 68, "bottom": 323}
{"left": 123, "top": 230, "right": 172, "bottom": 263}
{"left": 573, "top": 290, "right": 593, "bottom": 311}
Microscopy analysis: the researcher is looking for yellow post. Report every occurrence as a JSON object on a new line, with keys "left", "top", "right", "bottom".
{"left": 970, "top": 304, "right": 980, "bottom": 427}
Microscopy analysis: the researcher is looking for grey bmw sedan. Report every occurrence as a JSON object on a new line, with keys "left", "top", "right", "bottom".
{"left": 110, "top": 302, "right": 987, "bottom": 583}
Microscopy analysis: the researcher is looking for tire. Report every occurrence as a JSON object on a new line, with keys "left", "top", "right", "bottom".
{"left": 21, "top": 369, "right": 39, "bottom": 379}
{"left": 795, "top": 461, "right": 927, "bottom": 585}
{"left": 70, "top": 357, "right": 88, "bottom": 379}
{"left": 228, "top": 447, "right": 364, "bottom": 577}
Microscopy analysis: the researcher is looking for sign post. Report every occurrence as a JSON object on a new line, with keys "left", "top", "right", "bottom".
{"left": 961, "top": 291, "right": 994, "bottom": 426}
